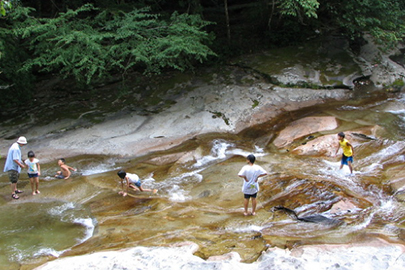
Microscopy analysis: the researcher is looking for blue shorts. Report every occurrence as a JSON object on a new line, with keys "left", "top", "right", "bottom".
{"left": 131, "top": 180, "right": 142, "bottom": 188}
{"left": 28, "top": 173, "right": 39, "bottom": 178}
{"left": 341, "top": 154, "right": 353, "bottom": 165}
{"left": 244, "top": 193, "right": 257, "bottom": 199}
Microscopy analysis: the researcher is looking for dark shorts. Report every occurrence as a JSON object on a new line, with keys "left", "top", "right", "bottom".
{"left": 8, "top": 170, "right": 19, "bottom": 184}
{"left": 244, "top": 193, "right": 257, "bottom": 199}
{"left": 55, "top": 174, "right": 65, "bottom": 179}
{"left": 132, "top": 180, "right": 142, "bottom": 188}
{"left": 28, "top": 173, "right": 39, "bottom": 178}
{"left": 341, "top": 154, "right": 353, "bottom": 165}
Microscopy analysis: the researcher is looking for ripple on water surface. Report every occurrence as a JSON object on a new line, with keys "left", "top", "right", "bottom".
{"left": 0, "top": 200, "right": 95, "bottom": 265}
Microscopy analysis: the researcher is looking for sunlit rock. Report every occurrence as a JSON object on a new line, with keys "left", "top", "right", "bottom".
{"left": 329, "top": 198, "right": 358, "bottom": 214}
{"left": 273, "top": 116, "right": 338, "bottom": 148}
{"left": 291, "top": 127, "right": 379, "bottom": 156}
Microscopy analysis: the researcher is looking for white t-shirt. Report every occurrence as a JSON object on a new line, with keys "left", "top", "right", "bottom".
{"left": 238, "top": 164, "right": 267, "bottom": 195}
{"left": 126, "top": 173, "right": 140, "bottom": 184}
{"left": 24, "top": 158, "right": 39, "bottom": 174}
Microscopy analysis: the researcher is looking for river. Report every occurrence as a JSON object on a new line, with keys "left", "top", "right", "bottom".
{"left": 1, "top": 90, "right": 405, "bottom": 269}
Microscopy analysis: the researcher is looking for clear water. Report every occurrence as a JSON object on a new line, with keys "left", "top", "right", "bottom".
{"left": 1, "top": 93, "right": 405, "bottom": 269}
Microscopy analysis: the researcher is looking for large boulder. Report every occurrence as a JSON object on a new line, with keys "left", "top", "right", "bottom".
{"left": 273, "top": 116, "right": 338, "bottom": 148}
{"left": 291, "top": 127, "right": 379, "bottom": 156}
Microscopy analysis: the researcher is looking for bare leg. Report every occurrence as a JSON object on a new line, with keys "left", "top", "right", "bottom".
{"left": 243, "top": 198, "right": 249, "bottom": 216}
{"left": 348, "top": 161, "right": 353, "bottom": 174}
{"left": 30, "top": 178, "right": 35, "bottom": 195}
{"left": 139, "top": 186, "right": 158, "bottom": 194}
{"left": 129, "top": 184, "right": 140, "bottom": 191}
{"left": 251, "top": 198, "right": 257, "bottom": 216}
{"left": 35, "top": 177, "right": 40, "bottom": 194}
{"left": 11, "top": 183, "right": 16, "bottom": 195}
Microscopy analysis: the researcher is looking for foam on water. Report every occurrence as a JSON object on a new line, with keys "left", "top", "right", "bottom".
{"left": 74, "top": 217, "right": 96, "bottom": 243}
{"left": 34, "top": 248, "right": 65, "bottom": 258}
{"left": 48, "top": 202, "right": 76, "bottom": 216}
{"left": 193, "top": 139, "right": 266, "bottom": 169}
{"left": 232, "top": 225, "right": 264, "bottom": 233}
{"left": 168, "top": 184, "right": 191, "bottom": 202}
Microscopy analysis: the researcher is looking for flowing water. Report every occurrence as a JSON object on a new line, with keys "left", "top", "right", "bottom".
{"left": 1, "top": 92, "right": 405, "bottom": 269}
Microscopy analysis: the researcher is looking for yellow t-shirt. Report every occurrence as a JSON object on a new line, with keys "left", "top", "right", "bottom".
{"left": 339, "top": 138, "right": 353, "bottom": 157}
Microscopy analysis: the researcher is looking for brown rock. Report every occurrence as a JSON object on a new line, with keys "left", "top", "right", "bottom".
{"left": 273, "top": 116, "right": 338, "bottom": 148}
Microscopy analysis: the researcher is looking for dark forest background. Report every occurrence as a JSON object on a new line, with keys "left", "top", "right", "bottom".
{"left": 1, "top": 0, "right": 405, "bottom": 108}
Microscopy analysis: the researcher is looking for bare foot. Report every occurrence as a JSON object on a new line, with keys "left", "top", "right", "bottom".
{"left": 118, "top": 191, "right": 124, "bottom": 195}
{"left": 122, "top": 192, "right": 127, "bottom": 197}
{"left": 153, "top": 189, "right": 158, "bottom": 194}
{"left": 36, "top": 190, "right": 40, "bottom": 194}
{"left": 32, "top": 192, "right": 36, "bottom": 195}
{"left": 243, "top": 212, "right": 248, "bottom": 216}
{"left": 251, "top": 212, "right": 256, "bottom": 216}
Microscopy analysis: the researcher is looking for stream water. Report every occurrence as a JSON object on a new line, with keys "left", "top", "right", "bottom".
{"left": 1, "top": 91, "right": 405, "bottom": 269}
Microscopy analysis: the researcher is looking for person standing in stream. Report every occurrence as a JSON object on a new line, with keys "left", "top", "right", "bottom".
{"left": 238, "top": 154, "right": 268, "bottom": 216}
{"left": 3, "top": 136, "right": 27, "bottom": 199}
{"left": 335, "top": 132, "right": 354, "bottom": 175}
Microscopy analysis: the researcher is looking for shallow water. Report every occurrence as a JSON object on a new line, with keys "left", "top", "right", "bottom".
{"left": 1, "top": 92, "right": 405, "bottom": 269}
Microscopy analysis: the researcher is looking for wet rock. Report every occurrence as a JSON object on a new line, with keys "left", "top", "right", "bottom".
{"left": 329, "top": 198, "right": 358, "bottom": 214}
{"left": 145, "top": 152, "right": 185, "bottom": 165}
{"left": 291, "top": 134, "right": 336, "bottom": 156}
{"left": 273, "top": 116, "right": 338, "bottom": 148}
{"left": 291, "top": 127, "right": 379, "bottom": 156}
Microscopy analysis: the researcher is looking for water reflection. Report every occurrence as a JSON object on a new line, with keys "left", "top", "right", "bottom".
{"left": 1, "top": 93, "right": 405, "bottom": 268}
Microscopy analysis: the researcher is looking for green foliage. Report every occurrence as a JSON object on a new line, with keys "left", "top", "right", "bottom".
{"left": 0, "top": 0, "right": 12, "bottom": 16}
{"left": 321, "top": 0, "right": 405, "bottom": 49}
{"left": 9, "top": 4, "right": 215, "bottom": 85}
{"left": 279, "top": 0, "right": 319, "bottom": 19}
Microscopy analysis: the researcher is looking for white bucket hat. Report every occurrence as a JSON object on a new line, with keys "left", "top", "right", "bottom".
{"left": 16, "top": 136, "right": 27, "bottom": 144}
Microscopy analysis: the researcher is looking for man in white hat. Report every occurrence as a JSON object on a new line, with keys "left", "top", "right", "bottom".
{"left": 3, "top": 136, "right": 27, "bottom": 199}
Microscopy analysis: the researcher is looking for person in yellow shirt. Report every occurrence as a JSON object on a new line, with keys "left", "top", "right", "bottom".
{"left": 335, "top": 132, "right": 354, "bottom": 174}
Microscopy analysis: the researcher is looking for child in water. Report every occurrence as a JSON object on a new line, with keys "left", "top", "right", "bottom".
{"left": 55, "top": 158, "right": 77, "bottom": 179}
{"left": 335, "top": 132, "right": 354, "bottom": 175}
{"left": 117, "top": 170, "right": 158, "bottom": 196}
{"left": 25, "top": 150, "right": 41, "bottom": 195}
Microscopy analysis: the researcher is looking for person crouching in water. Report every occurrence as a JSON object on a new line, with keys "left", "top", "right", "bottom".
{"left": 117, "top": 170, "right": 157, "bottom": 197}
{"left": 238, "top": 154, "right": 268, "bottom": 216}
{"left": 335, "top": 132, "right": 354, "bottom": 175}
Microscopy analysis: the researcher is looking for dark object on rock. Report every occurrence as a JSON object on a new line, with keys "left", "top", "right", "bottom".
{"left": 351, "top": 132, "right": 376, "bottom": 141}
{"left": 270, "top": 206, "right": 342, "bottom": 225}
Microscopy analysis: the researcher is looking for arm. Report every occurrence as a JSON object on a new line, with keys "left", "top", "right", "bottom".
{"left": 14, "top": 159, "right": 25, "bottom": 168}
{"left": 67, "top": 165, "right": 77, "bottom": 172}
{"left": 238, "top": 175, "right": 248, "bottom": 182}
{"left": 123, "top": 176, "right": 129, "bottom": 195}
{"left": 335, "top": 143, "right": 340, "bottom": 156}
{"left": 255, "top": 173, "right": 268, "bottom": 182}
{"left": 37, "top": 163, "right": 41, "bottom": 176}
{"left": 347, "top": 142, "right": 354, "bottom": 157}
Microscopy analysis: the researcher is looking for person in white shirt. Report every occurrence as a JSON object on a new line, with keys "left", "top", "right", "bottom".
{"left": 117, "top": 170, "right": 157, "bottom": 197}
{"left": 238, "top": 154, "right": 267, "bottom": 216}
{"left": 24, "top": 150, "right": 41, "bottom": 195}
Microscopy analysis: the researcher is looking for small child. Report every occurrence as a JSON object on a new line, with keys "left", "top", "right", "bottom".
{"left": 55, "top": 158, "right": 77, "bottom": 179}
{"left": 25, "top": 151, "right": 41, "bottom": 195}
{"left": 117, "top": 170, "right": 157, "bottom": 197}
